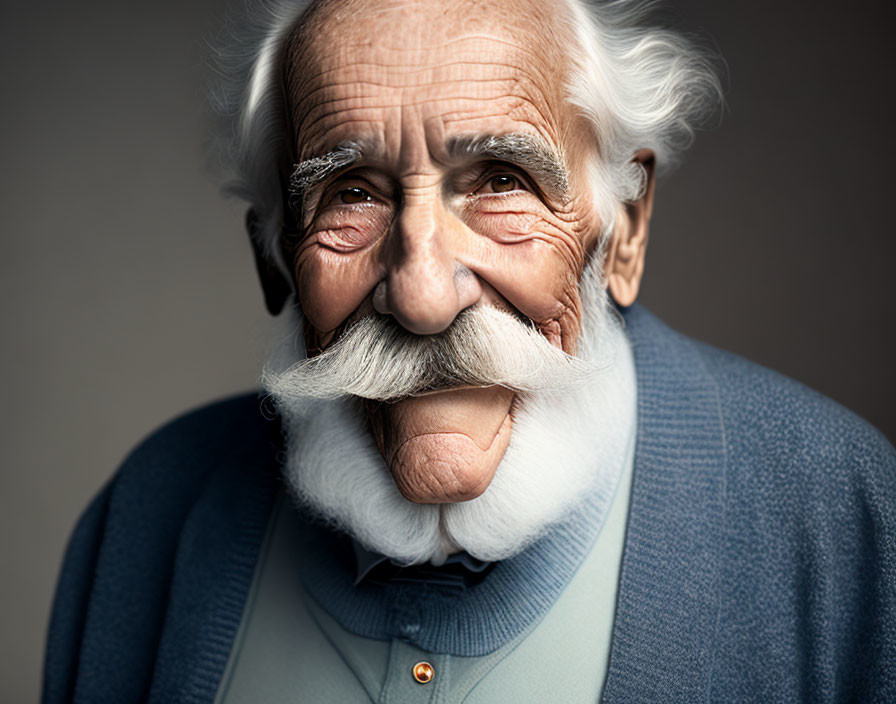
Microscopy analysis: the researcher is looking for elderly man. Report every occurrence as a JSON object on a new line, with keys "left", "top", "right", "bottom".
{"left": 44, "top": 0, "right": 895, "bottom": 702}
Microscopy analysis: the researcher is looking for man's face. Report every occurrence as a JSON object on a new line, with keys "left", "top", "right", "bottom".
{"left": 282, "top": 0, "right": 605, "bottom": 506}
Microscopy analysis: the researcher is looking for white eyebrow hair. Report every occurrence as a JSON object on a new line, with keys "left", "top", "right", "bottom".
{"left": 288, "top": 141, "right": 365, "bottom": 212}
{"left": 446, "top": 133, "right": 570, "bottom": 198}
{"left": 286, "top": 132, "right": 571, "bottom": 216}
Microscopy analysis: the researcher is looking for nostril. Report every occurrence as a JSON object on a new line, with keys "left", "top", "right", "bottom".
{"left": 372, "top": 280, "right": 390, "bottom": 315}
{"left": 454, "top": 264, "right": 483, "bottom": 311}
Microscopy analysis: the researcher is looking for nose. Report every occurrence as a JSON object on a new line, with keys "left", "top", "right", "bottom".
{"left": 373, "top": 199, "right": 482, "bottom": 334}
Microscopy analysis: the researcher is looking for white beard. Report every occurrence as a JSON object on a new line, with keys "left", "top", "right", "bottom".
{"left": 264, "top": 269, "right": 637, "bottom": 565}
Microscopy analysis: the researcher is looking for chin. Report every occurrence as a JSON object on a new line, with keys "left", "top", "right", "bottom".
{"left": 268, "top": 283, "right": 637, "bottom": 564}
{"left": 365, "top": 386, "right": 515, "bottom": 505}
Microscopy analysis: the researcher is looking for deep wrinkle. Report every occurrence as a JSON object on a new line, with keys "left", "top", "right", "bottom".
{"left": 283, "top": 0, "right": 603, "bottom": 505}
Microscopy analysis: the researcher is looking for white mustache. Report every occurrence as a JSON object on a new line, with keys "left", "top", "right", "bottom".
{"left": 263, "top": 306, "right": 596, "bottom": 402}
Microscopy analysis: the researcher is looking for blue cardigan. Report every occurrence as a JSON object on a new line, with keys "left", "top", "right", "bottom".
{"left": 43, "top": 305, "right": 896, "bottom": 703}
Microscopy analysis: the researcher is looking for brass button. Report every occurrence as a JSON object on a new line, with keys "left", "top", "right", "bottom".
{"left": 412, "top": 661, "right": 434, "bottom": 684}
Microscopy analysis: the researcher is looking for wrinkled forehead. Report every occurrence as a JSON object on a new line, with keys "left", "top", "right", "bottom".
{"left": 292, "top": 0, "right": 568, "bottom": 53}
{"left": 283, "top": 0, "right": 576, "bottom": 159}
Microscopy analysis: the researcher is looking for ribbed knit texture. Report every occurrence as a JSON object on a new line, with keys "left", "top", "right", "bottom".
{"left": 295, "top": 470, "right": 619, "bottom": 655}
{"left": 43, "top": 305, "right": 896, "bottom": 703}
{"left": 601, "top": 304, "right": 728, "bottom": 701}
{"left": 43, "top": 394, "right": 280, "bottom": 704}
{"left": 145, "top": 415, "right": 278, "bottom": 704}
{"left": 601, "top": 306, "right": 895, "bottom": 703}
{"left": 293, "top": 330, "right": 635, "bottom": 656}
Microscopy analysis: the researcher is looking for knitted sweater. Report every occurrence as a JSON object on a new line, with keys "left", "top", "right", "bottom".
{"left": 42, "top": 304, "right": 896, "bottom": 703}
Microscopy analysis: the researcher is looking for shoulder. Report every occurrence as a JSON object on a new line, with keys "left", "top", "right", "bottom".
{"left": 117, "top": 392, "right": 274, "bottom": 483}
{"left": 685, "top": 335, "right": 895, "bottom": 699}
{"left": 623, "top": 303, "right": 895, "bottom": 483}
{"left": 624, "top": 302, "right": 895, "bottom": 553}
{"left": 623, "top": 306, "right": 896, "bottom": 697}
{"left": 693, "top": 337, "right": 896, "bottom": 575}
{"left": 44, "top": 392, "right": 280, "bottom": 702}
{"left": 99, "top": 390, "right": 279, "bottom": 562}
{"left": 114, "top": 393, "right": 275, "bottom": 493}
{"left": 693, "top": 337, "right": 895, "bottom": 491}
{"left": 72, "top": 389, "right": 277, "bottom": 576}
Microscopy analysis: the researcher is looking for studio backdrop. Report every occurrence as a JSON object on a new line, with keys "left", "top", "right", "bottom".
{"left": 1, "top": 0, "right": 893, "bottom": 700}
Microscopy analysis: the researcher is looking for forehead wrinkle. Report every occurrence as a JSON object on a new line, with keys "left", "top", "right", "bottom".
{"left": 297, "top": 86, "right": 557, "bottom": 139}
{"left": 287, "top": 22, "right": 567, "bottom": 110}
{"left": 297, "top": 65, "right": 539, "bottom": 98}
{"left": 289, "top": 50, "right": 566, "bottom": 151}
{"left": 307, "top": 34, "right": 556, "bottom": 69}
{"left": 297, "top": 95, "right": 532, "bottom": 152}
{"left": 296, "top": 0, "right": 569, "bottom": 60}
{"left": 292, "top": 57, "right": 554, "bottom": 122}
{"left": 287, "top": 0, "right": 574, "bottom": 77}
{"left": 294, "top": 84, "right": 534, "bottom": 141}
{"left": 293, "top": 74, "right": 530, "bottom": 127}
{"left": 296, "top": 46, "right": 559, "bottom": 103}
{"left": 285, "top": 11, "right": 576, "bottom": 162}
{"left": 289, "top": 33, "right": 515, "bottom": 95}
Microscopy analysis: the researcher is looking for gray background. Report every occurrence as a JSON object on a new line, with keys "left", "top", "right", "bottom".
{"left": 1, "top": 0, "right": 893, "bottom": 700}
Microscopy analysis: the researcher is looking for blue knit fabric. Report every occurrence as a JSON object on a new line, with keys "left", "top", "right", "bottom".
{"left": 295, "top": 448, "right": 620, "bottom": 655}
{"left": 42, "top": 305, "right": 896, "bottom": 703}
{"left": 42, "top": 394, "right": 280, "bottom": 704}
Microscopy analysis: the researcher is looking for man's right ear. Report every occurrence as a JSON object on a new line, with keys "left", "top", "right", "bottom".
{"left": 246, "top": 208, "right": 292, "bottom": 316}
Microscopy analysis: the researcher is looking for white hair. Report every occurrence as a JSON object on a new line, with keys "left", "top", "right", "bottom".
{"left": 263, "top": 265, "right": 637, "bottom": 564}
{"left": 207, "top": 0, "right": 723, "bottom": 275}
{"left": 562, "top": 0, "right": 723, "bottom": 247}
{"left": 263, "top": 305, "right": 596, "bottom": 402}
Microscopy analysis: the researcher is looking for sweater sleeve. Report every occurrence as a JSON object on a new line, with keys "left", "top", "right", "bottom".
{"left": 40, "top": 393, "right": 275, "bottom": 704}
{"left": 855, "top": 427, "right": 896, "bottom": 703}
{"left": 695, "top": 339, "right": 896, "bottom": 702}
{"left": 42, "top": 478, "right": 115, "bottom": 704}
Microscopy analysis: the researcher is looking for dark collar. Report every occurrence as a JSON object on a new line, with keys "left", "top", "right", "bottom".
{"left": 351, "top": 540, "right": 493, "bottom": 589}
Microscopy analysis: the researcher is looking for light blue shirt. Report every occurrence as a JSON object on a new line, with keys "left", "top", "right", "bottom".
{"left": 216, "top": 408, "right": 637, "bottom": 702}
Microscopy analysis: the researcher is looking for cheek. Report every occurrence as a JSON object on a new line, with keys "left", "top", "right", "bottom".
{"left": 295, "top": 247, "right": 382, "bottom": 334}
{"left": 489, "top": 241, "right": 584, "bottom": 351}
{"left": 462, "top": 210, "right": 587, "bottom": 354}
{"left": 294, "top": 203, "right": 392, "bottom": 333}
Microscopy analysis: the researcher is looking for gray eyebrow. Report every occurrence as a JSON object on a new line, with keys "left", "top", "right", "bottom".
{"left": 446, "top": 133, "right": 570, "bottom": 198}
{"left": 287, "top": 133, "right": 570, "bottom": 216}
{"left": 288, "top": 141, "right": 365, "bottom": 213}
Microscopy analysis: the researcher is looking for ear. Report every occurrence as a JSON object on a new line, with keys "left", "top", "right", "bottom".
{"left": 246, "top": 208, "right": 292, "bottom": 316}
{"left": 604, "top": 149, "right": 656, "bottom": 307}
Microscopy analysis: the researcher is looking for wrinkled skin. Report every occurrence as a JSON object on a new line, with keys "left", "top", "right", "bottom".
{"left": 272, "top": 0, "right": 652, "bottom": 504}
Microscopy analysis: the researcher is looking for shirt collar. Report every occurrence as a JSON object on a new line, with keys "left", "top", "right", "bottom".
{"left": 351, "top": 539, "right": 493, "bottom": 589}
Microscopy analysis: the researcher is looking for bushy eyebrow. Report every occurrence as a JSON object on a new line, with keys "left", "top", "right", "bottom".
{"left": 288, "top": 141, "right": 365, "bottom": 213}
{"left": 446, "top": 133, "right": 570, "bottom": 199}
{"left": 287, "top": 132, "right": 570, "bottom": 213}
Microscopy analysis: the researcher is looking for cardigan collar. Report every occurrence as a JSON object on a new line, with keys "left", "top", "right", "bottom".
{"left": 146, "top": 303, "right": 726, "bottom": 702}
{"left": 600, "top": 304, "right": 726, "bottom": 702}
{"left": 292, "top": 312, "right": 638, "bottom": 656}
{"left": 288, "top": 304, "right": 726, "bottom": 673}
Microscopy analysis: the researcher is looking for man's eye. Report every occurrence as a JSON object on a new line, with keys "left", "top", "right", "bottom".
{"left": 337, "top": 187, "right": 373, "bottom": 204}
{"left": 485, "top": 174, "right": 523, "bottom": 194}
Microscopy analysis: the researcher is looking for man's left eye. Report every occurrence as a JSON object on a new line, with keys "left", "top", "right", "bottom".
{"left": 479, "top": 172, "right": 529, "bottom": 194}
{"left": 337, "top": 187, "right": 373, "bottom": 204}
{"left": 480, "top": 173, "right": 525, "bottom": 194}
